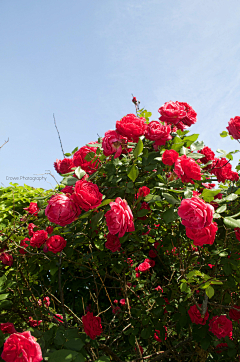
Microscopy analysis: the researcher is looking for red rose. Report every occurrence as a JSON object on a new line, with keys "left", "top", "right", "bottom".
{"left": 19, "top": 238, "right": 29, "bottom": 254}
{"left": 53, "top": 314, "right": 63, "bottom": 323}
{"left": 158, "top": 101, "right": 186, "bottom": 124}
{"left": 149, "top": 249, "right": 157, "bottom": 258}
{"left": 105, "top": 233, "right": 121, "bottom": 252}
{"left": 132, "top": 96, "right": 137, "bottom": 104}
{"left": 198, "top": 146, "right": 215, "bottom": 164}
{"left": 138, "top": 260, "right": 151, "bottom": 272}
{"left": 185, "top": 222, "right": 218, "bottom": 246}
{"left": 30, "top": 230, "right": 48, "bottom": 248}
{"left": 179, "top": 102, "right": 197, "bottom": 127}
{"left": 188, "top": 304, "right": 209, "bottom": 325}
{"left": 120, "top": 299, "right": 125, "bottom": 306}
{"left": 46, "top": 226, "right": 54, "bottom": 234}
{"left": 137, "top": 186, "right": 150, "bottom": 198}
{"left": 0, "top": 323, "right": 16, "bottom": 334}
{"left": 235, "top": 228, "right": 240, "bottom": 241}
{"left": 54, "top": 158, "right": 74, "bottom": 175}
{"left": 72, "top": 180, "right": 103, "bottom": 211}
{"left": 174, "top": 155, "right": 202, "bottom": 183}
{"left": 0, "top": 253, "right": 13, "bottom": 267}
{"left": 24, "top": 202, "right": 39, "bottom": 216}
{"left": 178, "top": 197, "right": 214, "bottom": 229}
{"left": 105, "top": 197, "right": 135, "bottom": 238}
{"left": 29, "top": 317, "right": 42, "bottom": 328}
{"left": 61, "top": 186, "right": 74, "bottom": 195}
{"left": 45, "top": 194, "right": 81, "bottom": 226}
{"left": 209, "top": 315, "right": 232, "bottom": 339}
{"left": 215, "top": 343, "right": 228, "bottom": 354}
{"left": 82, "top": 311, "right": 102, "bottom": 340}
{"left": 229, "top": 171, "right": 239, "bottom": 182}
{"left": 46, "top": 235, "right": 67, "bottom": 254}
{"left": 116, "top": 114, "right": 147, "bottom": 142}
{"left": 102, "top": 130, "right": 127, "bottom": 158}
{"left": 1, "top": 331, "right": 42, "bottom": 362}
{"left": 210, "top": 157, "right": 233, "bottom": 183}
{"left": 162, "top": 149, "right": 179, "bottom": 166}
{"left": 28, "top": 223, "right": 38, "bottom": 237}
{"left": 73, "top": 142, "right": 100, "bottom": 174}
{"left": 145, "top": 121, "right": 172, "bottom": 146}
{"left": 112, "top": 306, "right": 121, "bottom": 314}
{"left": 43, "top": 296, "right": 50, "bottom": 308}
{"left": 229, "top": 306, "right": 240, "bottom": 321}
{"left": 154, "top": 326, "right": 167, "bottom": 342}
{"left": 145, "top": 258, "right": 155, "bottom": 267}
{"left": 226, "top": 116, "right": 240, "bottom": 139}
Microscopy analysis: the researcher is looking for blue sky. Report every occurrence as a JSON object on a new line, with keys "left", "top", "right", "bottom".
{"left": 1, "top": 0, "right": 240, "bottom": 189}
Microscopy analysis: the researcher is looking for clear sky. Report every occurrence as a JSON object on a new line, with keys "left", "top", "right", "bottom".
{"left": 1, "top": 0, "right": 240, "bottom": 189}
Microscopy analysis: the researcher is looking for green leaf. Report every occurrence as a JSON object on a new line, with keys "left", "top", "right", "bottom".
{"left": 144, "top": 194, "right": 161, "bottom": 203}
{"left": 64, "top": 338, "right": 84, "bottom": 352}
{"left": 140, "top": 326, "right": 152, "bottom": 339}
{"left": 190, "top": 140, "right": 204, "bottom": 152}
{"left": 91, "top": 211, "right": 104, "bottom": 231}
{"left": 184, "top": 189, "right": 193, "bottom": 199}
{"left": 219, "top": 193, "right": 238, "bottom": 203}
{"left": 187, "top": 153, "right": 203, "bottom": 159}
{"left": 96, "top": 357, "right": 110, "bottom": 362}
{"left": 64, "top": 153, "right": 72, "bottom": 157}
{"left": 223, "top": 217, "right": 240, "bottom": 228}
{"left": 220, "top": 131, "right": 228, "bottom": 138}
{"left": 71, "top": 147, "right": 79, "bottom": 154}
{"left": 216, "top": 205, "right": 226, "bottom": 213}
{"left": 162, "top": 193, "right": 180, "bottom": 205}
{"left": 161, "top": 208, "right": 178, "bottom": 223}
{"left": 127, "top": 165, "right": 139, "bottom": 182}
{"left": 137, "top": 209, "right": 149, "bottom": 217}
{"left": 205, "top": 286, "right": 214, "bottom": 298}
{"left": 48, "top": 349, "right": 78, "bottom": 362}
{"left": 98, "top": 199, "right": 112, "bottom": 208}
{"left": 133, "top": 138, "right": 143, "bottom": 158}
{"left": 61, "top": 176, "right": 78, "bottom": 186}
{"left": 74, "top": 354, "right": 85, "bottom": 362}
{"left": 0, "top": 294, "right": 9, "bottom": 301}
{"left": 74, "top": 167, "right": 86, "bottom": 180}
{"left": 201, "top": 189, "right": 222, "bottom": 203}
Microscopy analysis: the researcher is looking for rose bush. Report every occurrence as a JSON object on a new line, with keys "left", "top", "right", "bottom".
{"left": 0, "top": 99, "right": 240, "bottom": 361}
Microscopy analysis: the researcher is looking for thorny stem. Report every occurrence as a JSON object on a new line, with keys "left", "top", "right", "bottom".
{"left": 201, "top": 291, "right": 208, "bottom": 317}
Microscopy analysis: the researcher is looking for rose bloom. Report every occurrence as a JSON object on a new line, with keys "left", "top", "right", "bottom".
{"left": 209, "top": 315, "right": 232, "bottom": 339}
{"left": 235, "top": 228, "right": 240, "bottom": 242}
{"left": 105, "top": 233, "right": 121, "bottom": 252}
{"left": 116, "top": 113, "right": 147, "bottom": 142}
{"left": 138, "top": 260, "right": 151, "bottom": 272}
{"left": 215, "top": 343, "right": 228, "bottom": 354}
{"left": 23, "top": 202, "right": 39, "bottom": 216}
{"left": 61, "top": 186, "right": 74, "bottom": 195}
{"left": 119, "top": 299, "right": 126, "bottom": 306}
{"left": 30, "top": 230, "right": 48, "bottom": 248}
{"left": 46, "top": 235, "right": 67, "bottom": 254}
{"left": 145, "top": 121, "right": 172, "bottom": 146}
{"left": 54, "top": 158, "right": 74, "bottom": 175}
{"left": 210, "top": 157, "right": 235, "bottom": 183}
{"left": 102, "top": 130, "right": 127, "bottom": 158}
{"left": 174, "top": 155, "right": 201, "bottom": 183}
{"left": 137, "top": 186, "right": 150, "bottom": 198}
{"left": 28, "top": 223, "right": 38, "bottom": 237}
{"left": 188, "top": 304, "right": 209, "bottom": 325}
{"left": 158, "top": 101, "right": 197, "bottom": 128}
{"left": 73, "top": 142, "right": 100, "bottom": 174}
{"left": 185, "top": 222, "right": 218, "bottom": 246}
{"left": 105, "top": 197, "right": 135, "bottom": 238}
{"left": 226, "top": 116, "right": 240, "bottom": 139}
{"left": 0, "top": 323, "right": 16, "bottom": 334}
{"left": 53, "top": 314, "right": 63, "bottom": 323}
{"left": 1, "top": 331, "right": 42, "bottom": 362}
{"left": 72, "top": 180, "right": 103, "bottom": 211}
{"left": 0, "top": 253, "right": 13, "bottom": 267}
{"left": 46, "top": 226, "right": 54, "bottom": 234}
{"left": 19, "top": 238, "right": 29, "bottom": 255}
{"left": 162, "top": 149, "right": 179, "bottom": 166}
{"left": 198, "top": 146, "right": 215, "bottom": 164}
{"left": 29, "top": 317, "right": 42, "bottom": 328}
{"left": 112, "top": 306, "right": 121, "bottom": 315}
{"left": 82, "top": 311, "right": 102, "bottom": 340}
{"left": 145, "top": 258, "right": 155, "bottom": 267}
{"left": 155, "top": 285, "right": 163, "bottom": 292}
{"left": 178, "top": 197, "right": 214, "bottom": 229}
{"left": 229, "top": 306, "right": 240, "bottom": 321}
{"left": 154, "top": 326, "right": 167, "bottom": 342}
{"left": 149, "top": 249, "right": 157, "bottom": 258}
{"left": 45, "top": 194, "right": 81, "bottom": 226}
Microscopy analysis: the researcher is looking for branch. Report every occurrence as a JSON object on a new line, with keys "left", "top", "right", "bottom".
{"left": 0, "top": 138, "right": 9, "bottom": 150}
{"left": 53, "top": 114, "right": 64, "bottom": 158}
{"left": 58, "top": 252, "right": 68, "bottom": 328}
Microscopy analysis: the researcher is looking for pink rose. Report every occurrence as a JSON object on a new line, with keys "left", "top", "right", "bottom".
{"left": 72, "top": 180, "right": 103, "bottom": 211}
{"left": 185, "top": 222, "right": 218, "bottom": 246}
{"left": 136, "top": 186, "right": 150, "bottom": 198}
{"left": 0, "top": 323, "right": 16, "bottom": 334}
{"left": 82, "top": 312, "right": 102, "bottom": 340}
{"left": 105, "top": 233, "right": 121, "bottom": 252}
{"left": 102, "top": 130, "right": 127, "bottom": 158}
{"left": 23, "top": 202, "right": 39, "bottom": 216}
{"left": 174, "top": 155, "right": 202, "bottom": 183}
{"left": 45, "top": 194, "right": 81, "bottom": 226}
{"left": 0, "top": 253, "right": 13, "bottom": 267}
{"left": 116, "top": 114, "right": 147, "bottom": 143}
{"left": 105, "top": 197, "right": 135, "bottom": 238}
{"left": 178, "top": 197, "right": 214, "bottom": 229}
{"left": 138, "top": 260, "right": 151, "bottom": 272}
{"left": 30, "top": 230, "right": 48, "bottom": 248}
{"left": 54, "top": 158, "right": 74, "bottom": 175}
{"left": 120, "top": 299, "right": 125, "bottom": 306}
{"left": 188, "top": 304, "right": 209, "bottom": 325}
{"left": 226, "top": 116, "right": 240, "bottom": 139}
{"left": 46, "top": 235, "right": 67, "bottom": 254}
{"left": 162, "top": 149, "right": 179, "bottom": 166}
{"left": 209, "top": 315, "right": 232, "bottom": 339}
{"left": 73, "top": 142, "right": 100, "bottom": 174}
{"left": 145, "top": 121, "right": 172, "bottom": 146}
{"left": 1, "top": 331, "right": 42, "bottom": 362}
